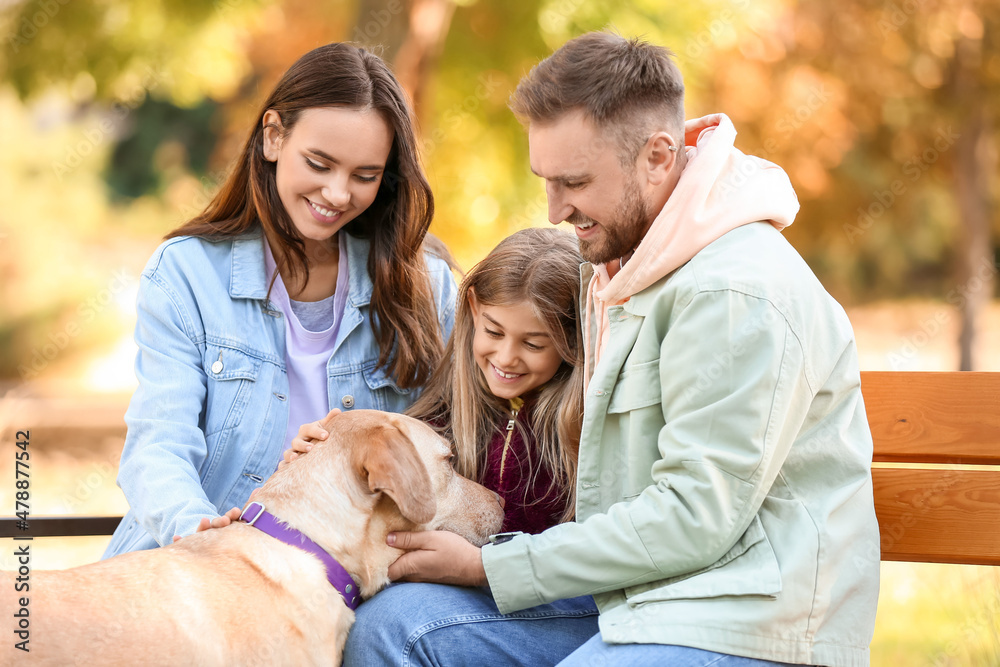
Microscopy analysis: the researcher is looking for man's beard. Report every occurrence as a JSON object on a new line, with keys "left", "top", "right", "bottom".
{"left": 573, "top": 177, "right": 651, "bottom": 266}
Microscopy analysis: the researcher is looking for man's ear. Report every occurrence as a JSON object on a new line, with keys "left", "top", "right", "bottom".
{"left": 352, "top": 423, "right": 436, "bottom": 525}
{"left": 643, "top": 131, "right": 679, "bottom": 186}
{"left": 262, "top": 109, "right": 284, "bottom": 162}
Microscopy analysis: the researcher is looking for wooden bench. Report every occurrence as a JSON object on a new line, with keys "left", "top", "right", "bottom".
{"left": 4, "top": 371, "right": 1000, "bottom": 568}
{"left": 864, "top": 371, "right": 1000, "bottom": 566}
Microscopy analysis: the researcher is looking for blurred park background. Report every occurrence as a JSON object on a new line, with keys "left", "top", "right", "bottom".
{"left": 0, "top": 0, "right": 998, "bottom": 664}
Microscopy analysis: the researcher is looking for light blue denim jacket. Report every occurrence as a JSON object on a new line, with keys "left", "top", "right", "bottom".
{"left": 103, "top": 230, "right": 457, "bottom": 557}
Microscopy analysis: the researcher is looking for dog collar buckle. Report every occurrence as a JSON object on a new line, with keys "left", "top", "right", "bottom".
{"left": 240, "top": 501, "right": 266, "bottom": 526}
{"left": 238, "top": 501, "right": 361, "bottom": 610}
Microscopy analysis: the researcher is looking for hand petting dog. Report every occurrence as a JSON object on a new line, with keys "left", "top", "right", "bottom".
{"left": 386, "top": 530, "right": 488, "bottom": 586}
{"left": 172, "top": 507, "right": 242, "bottom": 543}
{"left": 281, "top": 408, "right": 343, "bottom": 467}
{"left": 175, "top": 408, "right": 345, "bottom": 543}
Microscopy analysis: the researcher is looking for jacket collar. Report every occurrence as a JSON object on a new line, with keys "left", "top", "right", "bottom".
{"left": 580, "top": 259, "right": 667, "bottom": 320}
{"left": 229, "top": 228, "right": 375, "bottom": 307}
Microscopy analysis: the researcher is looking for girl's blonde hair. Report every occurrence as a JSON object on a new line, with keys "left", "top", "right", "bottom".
{"left": 407, "top": 227, "right": 584, "bottom": 522}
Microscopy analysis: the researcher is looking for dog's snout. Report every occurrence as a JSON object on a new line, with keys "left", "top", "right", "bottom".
{"left": 493, "top": 491, "right": 505, "bottom": 510}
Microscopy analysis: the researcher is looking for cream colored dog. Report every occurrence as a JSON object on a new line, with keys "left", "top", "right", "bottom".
{"left": 1, "top": 410, "right": 505, "bottom": 666}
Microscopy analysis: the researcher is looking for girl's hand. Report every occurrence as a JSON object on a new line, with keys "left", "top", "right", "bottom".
{"left": 386, "top": 530, "right": 488, "bottom": 586}
{"left": 172, "top": 507, "right": 241, "bottom": 543}
{"left": 280, "top": 409, "right": 342, "bottom": 468}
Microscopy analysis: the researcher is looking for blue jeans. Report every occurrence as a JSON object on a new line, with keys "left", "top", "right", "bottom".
{"left": 342, "top": 583, "right": 807, "bottom": 666}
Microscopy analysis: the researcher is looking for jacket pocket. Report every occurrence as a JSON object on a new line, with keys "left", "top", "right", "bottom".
{"left": 624, "top": 514, "right": 782, "bottom": 605}
{"left": 362, "top": 362, "right": 413, "bottom": 412}
{"left": 607, "top": 359, "right": 662, "bottom": 413}
{"left": 202, "top": 343, "right": 262, "bottom": 437}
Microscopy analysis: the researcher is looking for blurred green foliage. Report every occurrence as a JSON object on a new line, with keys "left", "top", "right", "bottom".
{"left": 0, "top": 0, "right": 997, "bottom": 381}
{"left": 106, "top": 98, "right": 219, "bottom": 200}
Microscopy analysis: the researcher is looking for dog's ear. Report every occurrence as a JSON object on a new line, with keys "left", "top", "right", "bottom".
{"left": 353, "top": 424, "right": 436, "bottom": 524}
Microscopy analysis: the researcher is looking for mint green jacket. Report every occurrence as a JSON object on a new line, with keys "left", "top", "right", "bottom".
{"left": 482, "top": 223, "right": 880, "bottom": 667}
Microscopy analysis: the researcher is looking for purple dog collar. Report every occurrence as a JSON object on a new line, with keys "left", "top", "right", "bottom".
{"left": 239, "top": 501, "right": 361, "bottom": 610}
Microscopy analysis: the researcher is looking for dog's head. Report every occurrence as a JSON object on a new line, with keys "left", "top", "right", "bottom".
{"left": 254, "top": 410, "right": 505, "bottom": 596}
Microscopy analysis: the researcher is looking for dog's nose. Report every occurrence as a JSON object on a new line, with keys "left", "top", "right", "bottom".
{"left": 493, "top": 492, "right": 505, "bottom": 510}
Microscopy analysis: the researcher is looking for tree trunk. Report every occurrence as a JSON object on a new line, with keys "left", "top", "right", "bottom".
{"left": 353, "top": 0, "right": 457, "bottom": 130}
{"left": 950, "top": 34, "right": 996, "bottom": 371}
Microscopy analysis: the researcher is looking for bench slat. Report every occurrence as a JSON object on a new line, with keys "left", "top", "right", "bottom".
{"left": 861, "top": 371, "right": 1000, "bottom": 465}
{"left": 0, "top": 516, "right": 123, "bottom": 539}
{"left": 872, "top": 468, "right": 1000, "bottom": 565}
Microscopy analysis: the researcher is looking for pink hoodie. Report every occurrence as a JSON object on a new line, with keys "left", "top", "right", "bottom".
{"left": 584, "top": 113, "right": 800, "bottom": 383}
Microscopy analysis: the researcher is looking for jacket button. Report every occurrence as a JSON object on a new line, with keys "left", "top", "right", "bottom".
{"left": 342, "top": 395, "right": 355, "bottom": 409}
{"left": 211, "top": 360, "right": 224, "bottom": 374}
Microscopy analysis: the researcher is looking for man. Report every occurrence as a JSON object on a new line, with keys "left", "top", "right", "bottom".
{"left": 347, "top": 32, "right": 880, "bottom": 667}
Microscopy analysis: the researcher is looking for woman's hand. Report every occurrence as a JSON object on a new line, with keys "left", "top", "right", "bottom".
{"left": 172, "top": 506, "right": 241, "bottom": 543}
{"left": 386, "top": 530, "right": 488, "bottom": 587}
{"left": 279, "top": 409, "right": 342, "bottom": 469}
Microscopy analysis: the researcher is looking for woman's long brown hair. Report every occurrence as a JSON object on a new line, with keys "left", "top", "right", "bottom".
{"left": 166, "top": 43, "right": 444, "bottom": 389}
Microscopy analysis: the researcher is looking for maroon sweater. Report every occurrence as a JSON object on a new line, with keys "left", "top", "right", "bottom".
{"left": 478, "top": 402, "right": 568, "bottom": 535}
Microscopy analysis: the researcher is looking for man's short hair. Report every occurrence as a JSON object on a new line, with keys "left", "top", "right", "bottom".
{"left": 509, "top": 32, "right": 685, "bottom": 167}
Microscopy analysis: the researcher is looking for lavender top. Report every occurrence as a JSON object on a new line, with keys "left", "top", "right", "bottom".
{"left": 264, "top": 235, "right": 349, "bottom": 455}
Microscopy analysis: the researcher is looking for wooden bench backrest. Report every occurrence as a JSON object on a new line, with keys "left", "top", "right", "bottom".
{"left": 862, "top": 371, "right": 1000, "bottom": 566}
{"left": 4, "top": 371, "right": 1000, "bottom": 567}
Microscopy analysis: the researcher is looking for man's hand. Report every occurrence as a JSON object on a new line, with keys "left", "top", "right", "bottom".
{"left": 172, "top": 506, "right": 242, "bottom": 543}
{"left": 387, "top": 530, "right": 488, "bottom": 586}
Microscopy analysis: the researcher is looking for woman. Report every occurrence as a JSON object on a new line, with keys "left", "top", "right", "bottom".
{"left": 104, "top": 43, "right": 456, "bottom": 557}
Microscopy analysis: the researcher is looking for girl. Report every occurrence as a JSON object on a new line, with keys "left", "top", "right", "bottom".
{"left": 410, "top": 226, "right": 584, "bottom": 532}
{"left": 287, "top": 228, "right": 602, "bottom": 666}
{"left": 288, "top": 226, "right": 585, "bottom": 534}
{"left": 103, "top": 42, "right": 457, "bottom": 557}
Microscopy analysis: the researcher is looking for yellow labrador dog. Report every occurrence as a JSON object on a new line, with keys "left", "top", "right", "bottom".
{"left": 1, "top": 410, "right": 505, "bottom": 666}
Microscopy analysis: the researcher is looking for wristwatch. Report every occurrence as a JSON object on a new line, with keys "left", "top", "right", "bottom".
{"left": 488, "top": 531, "right": 523, "bottom": 545}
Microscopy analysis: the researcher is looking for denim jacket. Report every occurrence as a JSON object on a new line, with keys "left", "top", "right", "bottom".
{"left": 103, "top": 230, "right": 457, "bottom": 557}
{"left": 483, "top": 224, "right": 879, "bottom": 666}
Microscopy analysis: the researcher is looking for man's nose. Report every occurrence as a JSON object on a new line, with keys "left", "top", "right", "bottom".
{"left": 546, "top": 185, "right": 573, "bottom": 224}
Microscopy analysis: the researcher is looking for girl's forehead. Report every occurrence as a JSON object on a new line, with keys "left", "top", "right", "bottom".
{"left": 479, "top": 300, "right": 551, "bottom": 333}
